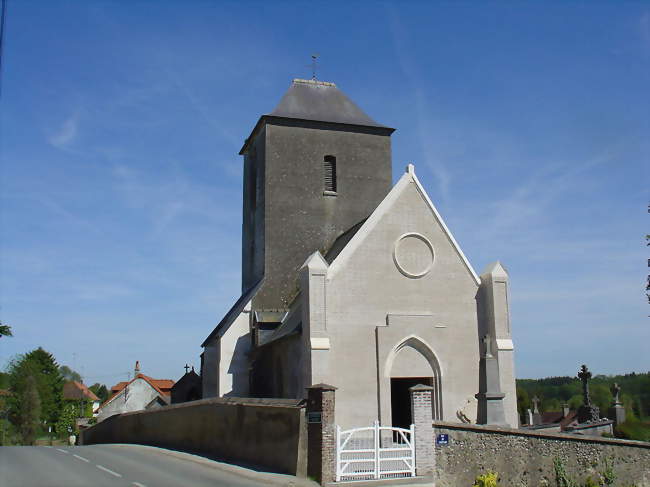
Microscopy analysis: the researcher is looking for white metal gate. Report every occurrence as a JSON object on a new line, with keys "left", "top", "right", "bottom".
{"left": 336, "top": 421, "right": 415, "bottom": 482}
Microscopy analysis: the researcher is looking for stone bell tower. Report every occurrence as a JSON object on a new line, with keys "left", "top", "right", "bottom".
{"left": 240, "top": 79, "right": 395, "bottom": 310}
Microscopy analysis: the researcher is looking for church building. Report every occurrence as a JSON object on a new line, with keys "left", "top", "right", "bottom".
{"left": 201, "top": 78, "right": 518, "bottom": 429}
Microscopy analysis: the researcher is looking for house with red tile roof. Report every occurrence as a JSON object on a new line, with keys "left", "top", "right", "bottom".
{"left": 63, "top": 381, "right": 101, "bottom": 416}
{"left": 96, "top": 361, "right": 175, "bottom": 422}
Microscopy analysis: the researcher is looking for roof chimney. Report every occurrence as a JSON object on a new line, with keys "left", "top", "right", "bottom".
{"left": 134, "top": 360, "right": 140, "bottom": 378}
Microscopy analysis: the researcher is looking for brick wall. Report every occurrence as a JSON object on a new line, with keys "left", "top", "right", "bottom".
{"left": 307, "top": 384, "right": 336, "bottom": 484}
{"left": 410, "top": 384, "right": 434, "bottom": 476}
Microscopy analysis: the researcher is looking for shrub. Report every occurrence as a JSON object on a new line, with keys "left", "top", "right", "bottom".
{"left": 600, "top": 457, "right": 616, "bottom": 486}
{"left": 615, "top": 419, "right": 650, "bottom": 442}
{"left": 473, "top": 471, "right": 499, "bottom": 487}
{"left": 554, "top": 457, "right": 578, "bottom": 487}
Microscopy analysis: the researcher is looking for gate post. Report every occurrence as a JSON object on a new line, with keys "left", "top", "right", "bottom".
{"left": 307, "top": 383, "right": 337, "bottom": 485}
{"left": 409, "top": 384, "right": 434, "bottom": 477}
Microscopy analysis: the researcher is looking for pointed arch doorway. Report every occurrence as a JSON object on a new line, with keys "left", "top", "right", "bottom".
{"left": 385, "top": 336, "right": 442, "bottom": 428}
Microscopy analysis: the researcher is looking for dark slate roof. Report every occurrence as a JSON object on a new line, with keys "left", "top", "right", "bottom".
{"left": 269, "top": 79, "right": 388, "bottom": 128}
{"left": 240, "top": 79, "right": 394, "bottom": 154}
{"left": 325, "top": 219, "right": 367, "bottom": 264}
{"left": 201, "top": 279, "right": 263, "bottom": 347}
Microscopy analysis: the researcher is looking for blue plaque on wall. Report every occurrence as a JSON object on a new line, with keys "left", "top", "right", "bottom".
{"left": 436, "top": 433, "right": 449, "bottom": 445}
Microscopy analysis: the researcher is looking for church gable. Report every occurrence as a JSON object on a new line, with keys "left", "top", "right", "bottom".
{"left": 328, "top": 164, "right": 480, "bottom": 289}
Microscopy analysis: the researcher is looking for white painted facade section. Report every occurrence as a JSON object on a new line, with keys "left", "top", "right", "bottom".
{"left": 480, "top": 262, "right": 518, "bottom": 427}
{"left": 311, "top": 169, "right": 484, "bottom": 429}
{"left": 218, "top": 306, "right": 251, "bottom": 397}
{"left": 202, "top": 303, "right": 252, "bottom": 398}
{"left": 96, "top": 378, "right": 162, "bottom": 422}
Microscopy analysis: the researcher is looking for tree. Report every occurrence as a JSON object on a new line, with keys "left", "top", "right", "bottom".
{"left": 89, "top": 383, "right": 109, "bottom": 402}
{"left": 6, "top": 348, "right": 64, "bottom": 434}
{"left": 23, "top": 348, "right": 64, "bottom": 426}
{"left": 59, "top": 366, "right": 82, "bottom": 383}
{"left": 0, "top": 322, "right": 12, "bottom": 338}
{"left": 55, "top": 403, "right": 77, "bottom": 436}
{"left": 516, "top": 386, "right": 530, "bottom": 422}
{"left": 542, "top": 398, "right": 562, "bottom": 413}
{"left": 19, "top": 375, "right": 41, "bottom": 445}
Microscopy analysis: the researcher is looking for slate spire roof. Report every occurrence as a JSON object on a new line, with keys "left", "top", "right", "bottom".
{"left": 240, "top": 78, "right": 393, "bottom": 154}
{"left": 269, "top": 79, "right": 388, "bottom": 128}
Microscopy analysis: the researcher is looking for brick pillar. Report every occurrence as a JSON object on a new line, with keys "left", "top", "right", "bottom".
{"left": 307, "top": 383, "right": 337, "bottom": 485}
{"left": 409, "top": 384, "right": 434, "bottom": 477}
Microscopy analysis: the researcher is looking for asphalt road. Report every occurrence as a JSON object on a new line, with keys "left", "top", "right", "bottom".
{"left": 0, "top": 444, "right": 310, "bottom": 487}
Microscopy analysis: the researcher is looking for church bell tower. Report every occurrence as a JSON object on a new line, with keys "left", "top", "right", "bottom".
{"left": 240, "top": 79, "right": 395, "bottom": 310}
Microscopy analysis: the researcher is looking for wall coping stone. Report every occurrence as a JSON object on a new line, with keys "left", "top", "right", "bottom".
{"left": 409, "top": 384, "right": 434, "bottom": 392}
{"left": 432, "top": 420, "right": 650, "bottom": 449}
{"left": 110, "top": 396, "right": 306, "bottom": 419}
{"left": 307, "top": 384, "right": 338, "bottom": 391}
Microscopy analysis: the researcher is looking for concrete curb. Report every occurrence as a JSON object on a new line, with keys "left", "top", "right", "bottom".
{"left": 325, "top": 477, "right": 433, "bottom": 487}
{"left": 106, "top": 443, "right": 319, "bottom": 487}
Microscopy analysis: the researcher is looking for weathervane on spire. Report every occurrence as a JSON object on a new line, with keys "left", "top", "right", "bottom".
{"left": 310, "top": 54, "right": 319, "bottom": 80}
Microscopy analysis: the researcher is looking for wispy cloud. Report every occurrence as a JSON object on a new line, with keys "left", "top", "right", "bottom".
{"left": 385, "top": 5, "right": 452, "bottom": 201}
{"left": 471, "top": 144, "right": 621, "bottom": 246}
{"left": 640, "top": 11, "right": 650, "bottom": 50}
{"left": 163, "top": 67, "right": 240, "bottom": 147}
{"left": 111, "top": 163, "right": 237, "bottom": 236}
{"left": 48, "top": 113, "right": 79, "bottom": 149}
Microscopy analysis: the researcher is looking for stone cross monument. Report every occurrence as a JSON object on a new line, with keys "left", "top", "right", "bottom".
{"left": 475, "top": 334, "right": 507, "bottom": 425}
{"left": 611, "top": 383, "right": 621, "bottom": 404}
{"left": 608, "top": 382, "right": 626, "bottom": 426}
{"left": 531, "top": 395, "right": 540, "bottom": 414}
{"left": 577, "top": 364, "right": 600, "bottom": 423}
{"left": 531, "top": 396, "right": 542, "bottom": 425}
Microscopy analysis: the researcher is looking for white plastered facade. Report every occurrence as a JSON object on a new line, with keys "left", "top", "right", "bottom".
{"left": 299, "top": 165, "right": 517, "bottom": 429}
{"left": 202, "top": 302, "right": 251, "bottom": 398}
{"left": 97, "top": 378, "right": 164, "bottom": 422}
{"left": 202, "top": 165, "right": 517, "bottom": 429}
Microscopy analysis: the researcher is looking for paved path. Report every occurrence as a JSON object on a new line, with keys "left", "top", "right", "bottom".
{"left": 0, "top": 444, "right": 313, "bottom": 487}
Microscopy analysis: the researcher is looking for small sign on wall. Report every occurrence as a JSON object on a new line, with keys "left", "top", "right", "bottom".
{"left": 436, "top": 433, "right": 450, "bottom": 446}
{"left": 307, "top": 412, "right": 322, "bottom": 424}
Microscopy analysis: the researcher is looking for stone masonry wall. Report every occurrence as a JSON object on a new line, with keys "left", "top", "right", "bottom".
{"left": 81, "top": 396, "right": 307, "bottom": 476}
{"left": 433, "top": 421, "right": 650, "bottom": 487}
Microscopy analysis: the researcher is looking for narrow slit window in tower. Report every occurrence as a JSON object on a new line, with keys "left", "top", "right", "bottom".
{"left": 323, "top": 155, "right": 337, "bottom": 193}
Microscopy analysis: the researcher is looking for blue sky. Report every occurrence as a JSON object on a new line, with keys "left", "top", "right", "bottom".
{"left": 1, "top": 1, "right": 648, "bottom": 388}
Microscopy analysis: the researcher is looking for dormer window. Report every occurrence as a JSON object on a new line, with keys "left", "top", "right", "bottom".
{"left": 323, "top": 155, "right": 337, "bottom": 194}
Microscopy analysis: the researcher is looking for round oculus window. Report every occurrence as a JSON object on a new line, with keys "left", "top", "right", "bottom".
{"left": 393, "top": 233, "right": 434, "bottom": 278}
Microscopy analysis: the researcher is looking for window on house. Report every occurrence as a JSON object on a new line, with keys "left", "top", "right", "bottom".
{"left": 323, "top": 155, "right": 337, "bottom": 193}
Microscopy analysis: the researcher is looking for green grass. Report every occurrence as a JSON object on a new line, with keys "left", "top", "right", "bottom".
{"left": 615, "top": 419, "right": 650, "bottom": 442}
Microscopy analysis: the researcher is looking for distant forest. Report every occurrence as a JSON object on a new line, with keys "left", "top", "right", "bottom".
{"left": 516, "top": 371, "right": 650, "bottom": 421}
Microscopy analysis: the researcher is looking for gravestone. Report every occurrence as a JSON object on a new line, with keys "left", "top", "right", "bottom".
{"left": 577, "top": 365, "right": 600, "bottom": 423}
{"left": 531, "top": 396, "right": 542, "bottom": 425}
{"left": 608, "top": 382, "right": 626, "bottom": 426}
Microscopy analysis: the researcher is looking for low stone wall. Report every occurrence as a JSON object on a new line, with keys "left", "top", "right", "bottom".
{"left": 433, "top": 421, "right": 650, "bottom": 487}
{"left": 81, "top": 396, "right": 307, "bottom": 476}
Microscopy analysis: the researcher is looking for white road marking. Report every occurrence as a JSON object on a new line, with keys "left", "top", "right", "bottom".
{"left": 132, "top": 483, "right": 147, "bottom": 487}
{"left": 55, "top": 448, "right": 69, "bottom": 454}
{"left": 96, "top": 465, "right": 122, "bottom": 478}
{"left": 73, "top": 454, "right": 90, "bottom": 463}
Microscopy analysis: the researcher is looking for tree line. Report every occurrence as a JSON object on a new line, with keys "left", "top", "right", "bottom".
{"left": 0, "top": 347, "right": 109, "bottom": 445}
{"left": 517, "top": 371, "right": 650, "bottom": 441}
